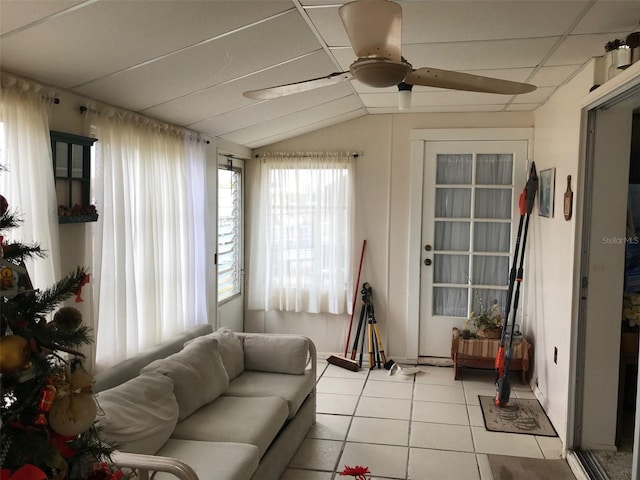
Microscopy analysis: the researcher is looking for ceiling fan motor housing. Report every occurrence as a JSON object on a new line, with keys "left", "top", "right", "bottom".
{"left": 349, "top": 57, "right": 412, "bottom": 88}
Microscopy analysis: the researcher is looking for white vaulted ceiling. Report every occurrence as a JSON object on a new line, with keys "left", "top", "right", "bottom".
{"left": 1, "top": 0, "right": 638, "bottom": 148}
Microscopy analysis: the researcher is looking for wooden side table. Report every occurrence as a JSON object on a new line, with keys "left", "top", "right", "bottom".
{"left": 451, "top": 327, "right": 531, "bottom": 383}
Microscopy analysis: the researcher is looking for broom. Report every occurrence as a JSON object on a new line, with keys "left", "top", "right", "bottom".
{"left": 327, "top": 240, "right": 366, "bottom": 371}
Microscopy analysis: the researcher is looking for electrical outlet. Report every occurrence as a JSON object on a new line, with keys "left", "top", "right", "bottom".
{"left": 554, "top": 346, "right": 558, "bottom": 364}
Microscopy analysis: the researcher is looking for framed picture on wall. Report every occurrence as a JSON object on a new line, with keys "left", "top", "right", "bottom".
{"left": 539, "top": 168, "right": 556, "bottom": 218}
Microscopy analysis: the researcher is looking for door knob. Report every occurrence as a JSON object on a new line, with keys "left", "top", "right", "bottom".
{"left": 424, "top": 245, "right": 432, "bottom": 251}
{"left": 424, "top": 258, "right": 432, "bottom": 266}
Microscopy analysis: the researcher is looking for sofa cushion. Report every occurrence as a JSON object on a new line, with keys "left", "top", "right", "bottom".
{"left": 243, "top": 335, "right": 309, "bottom": 374}
{"left": 141, "top": 336, "right": 229, "bottom": 421}
{"left": 95, "top": 373, "right": 178, "bottom": 455}
{"left": 188, "top": 327, "right": 244, "bottom": 380}
{"left": 225, "top": 370, "right": 315, "bottom": 419}
{"left": 155, "top": 440, "right": 259, "bottom": 480}
{"left": 171, "top": 395, "right": 289, "bottom": 458}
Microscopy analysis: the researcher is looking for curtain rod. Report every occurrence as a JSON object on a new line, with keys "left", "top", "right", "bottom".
{"left": 79, "top": 106, "right": 210, "bottom": 144}
{"left": 254, "top": 151, "right": 361, "bottom": 158}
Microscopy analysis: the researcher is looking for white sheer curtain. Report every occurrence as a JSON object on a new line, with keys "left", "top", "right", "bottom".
{"left": 89, "top": 109, "right": 208, "bottom": 371}
{"left": 434, "top": 153, "right": 513, "bottom": 317}
{"left": 0, "top": 74, "right": 60, "bottom": 289}
{"left": 247, "top": 152, "right": 355, "bottom": 315}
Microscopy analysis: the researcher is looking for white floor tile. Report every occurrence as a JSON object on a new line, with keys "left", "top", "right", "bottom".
{"left": 467, "top": 404, "right": 486, "bottom": 427}
{"left": 471, "top": 426, "right": 544, "bottom": 458}
{"left": 356, "top": 396, "right": 411, "bottom": 420}
{"left": 413, "top": 383, "right": 466, "bottom": 404}
{"left": 347, "top": 417, "right": 409, "bottom": 446}
{"left": 280, "top": 469, "right": 333, "bottom": 480}
{"left": 465, "top": 386, "right": 499, "bottom": 405}
{"left": 408, "top": 448, "right": 480, "bottom": 480}
{"left": 363, "top": 379, "right": 414, "bottom": 400}
{"left": 536, "top": 435, "right": 564, "bottom": 459}
{"left": 322, "top": 363, "right": 369, "bottom": 379}
{"left": 412, "top": 400, "right": 469, "bottom": 425}
{"left": 289, "top": 438, "right": 343, "bottom": 471}
{"left": 317, "top": 376, "right": 366, "bottom": 395}
{"left": 307, "top": 414, "right": 352, "bottom": 441}
{"left": 410, "top": 422, "right": 474, "bottom": 452}
{"left": 476, "top": 453, "right": 495, "bottom": 480}
{"left": 338, "top": 442, "right": 408, "bottom": 479}
{"left": 317, "top": 393, "right": 359, "bottom": 415}
{"left": 368, "top": 366, "right": 416, "bottom": 382}
{"left": 414, "top": 366, "right": 458, "bottom": 385}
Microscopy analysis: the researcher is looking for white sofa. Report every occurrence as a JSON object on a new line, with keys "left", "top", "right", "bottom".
{"left": 93, "top": 324, "right": 317, "bottom": 480}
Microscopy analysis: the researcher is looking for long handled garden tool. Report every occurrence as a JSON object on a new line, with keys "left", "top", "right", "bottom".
{"left": 495, "top": 162, "right": 538, "bottom": 408}
{"left": 494, "top": 188, "right": 527, "bottom": 384}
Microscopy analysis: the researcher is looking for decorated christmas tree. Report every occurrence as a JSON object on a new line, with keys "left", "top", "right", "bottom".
{"left": 0, "top": 169, "right": 122, "bottom": 479}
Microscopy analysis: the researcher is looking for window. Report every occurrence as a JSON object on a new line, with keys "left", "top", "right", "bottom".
{"left": 247, "top": 153, "right": 355, "bottom": 314}
{"left": 218, "top": 166, "right": 242, "bottom": 303}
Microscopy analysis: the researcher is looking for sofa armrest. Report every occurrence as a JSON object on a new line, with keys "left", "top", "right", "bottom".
{"left": 111, "top": 451, "right": 199, "bottom": 480}
{"left": 236, "top": 333, "right": 316, "bottom": 376}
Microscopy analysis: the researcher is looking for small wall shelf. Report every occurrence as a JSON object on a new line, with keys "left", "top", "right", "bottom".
{"left": 51, "top": 131, "right": 98, "bottom": 223}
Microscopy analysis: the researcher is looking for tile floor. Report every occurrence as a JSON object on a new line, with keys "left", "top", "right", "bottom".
{"left": 281, "top": 360, "right": 564, "bottom": 480}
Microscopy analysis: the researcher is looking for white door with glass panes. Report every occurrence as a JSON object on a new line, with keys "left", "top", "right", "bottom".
{"left": 419, "top": 141, "right": 528, "bottom": 357}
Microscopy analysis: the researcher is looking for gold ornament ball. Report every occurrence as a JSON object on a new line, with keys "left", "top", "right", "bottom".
{"left": 0, "top": 335, "right": 31, "bottom": 373}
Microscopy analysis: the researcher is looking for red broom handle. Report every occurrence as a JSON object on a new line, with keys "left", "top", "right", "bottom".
{"left": 344, "top": 240, "right": 366, "bottom": 357}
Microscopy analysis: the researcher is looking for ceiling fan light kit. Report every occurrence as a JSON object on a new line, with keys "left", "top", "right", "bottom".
{"left": 243, "top": 0, "right": 537, "bottom": 106}
{"left": 398, "top": 81, "right": 413, "bottom": 111}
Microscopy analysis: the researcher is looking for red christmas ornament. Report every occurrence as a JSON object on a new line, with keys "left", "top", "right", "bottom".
{"left": 34, "top": 384, "right": 56, "bottom": 425}
{"left": 74, "top": 273, "right": 90, "bottom": 303}
{"left": 0, "top": 465, "right": 47, "bottom": 480}
{"left": 0, "top": 195, "right": 8, "bottom": 215}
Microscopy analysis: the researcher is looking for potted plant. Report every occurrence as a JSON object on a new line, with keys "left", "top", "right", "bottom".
{"left": 471, "top": 297, "right": 503, "bottom": 339}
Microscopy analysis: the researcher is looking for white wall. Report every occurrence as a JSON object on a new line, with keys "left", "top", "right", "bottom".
{"left": 250, "top": 111, "right": 534, "bottom": 358}
{"left": 527, "top": 61, "right": 599, "bottom": 444}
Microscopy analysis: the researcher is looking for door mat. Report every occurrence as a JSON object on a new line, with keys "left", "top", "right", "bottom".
{"left": 478, "top": 395, "right": 557, "bottom": 436}
{"left": 488, "top": 455, "right": 575, "bottom": 480}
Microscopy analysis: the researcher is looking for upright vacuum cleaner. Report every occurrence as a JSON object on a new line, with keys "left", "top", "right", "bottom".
{"left": 495, "top": 162, "right": 538, "bottom": 407}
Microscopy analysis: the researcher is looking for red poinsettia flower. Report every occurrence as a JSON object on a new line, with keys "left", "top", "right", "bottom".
{"left": 339, "top": 465, "right": 371, "bottom": 479}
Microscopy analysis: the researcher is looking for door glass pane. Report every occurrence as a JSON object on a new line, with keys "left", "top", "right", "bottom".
{"left": 436, "top": 188, "right": 471, "bottom": 218}
{"left": 474, "top": 222, "right": 511, "bottom": 252}
{"left": 472, "top": 255, "right": 509, "bottom": 285}
{"left": 476, "top": 154, "right": 513, "bottom": 185}
{"left": 435, "top": 221, "right": 470, "bottom": 251}
{"left": 436, "top": 154, "right": 472, "bottom": 184}
{"left": 434, "top": 254, "right": 469, "bottom": 284}
{"left": 472, "top": 288, "right": 508, "bottom": 317}
{"left": 474, "top": 188, "right": 512, "bottom": 218}
{"left": 433, "top": 287, "right": 468, "bottom": 316}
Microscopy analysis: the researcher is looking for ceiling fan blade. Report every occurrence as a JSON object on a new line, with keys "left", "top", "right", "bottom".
{"left": 243, "top": 72, "right": 353, "bottom": 100}
{"left": 339, "top": 0, "right": 402, "bottom": 62}
{"left": 405, "top": 67, "right": 537, "bottom": 95}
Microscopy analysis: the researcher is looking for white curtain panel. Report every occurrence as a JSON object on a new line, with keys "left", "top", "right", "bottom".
{"left": 434, "top": 153, "right": 513, "bottom": 317}
{"left": 247, "top": 153, "right": 355, "bottom": 315}
{"left": 89, "top": 110, "right": 208, "bottom": 371}
{"left": 0, "top": 74, "right": 61, "bottom": 289}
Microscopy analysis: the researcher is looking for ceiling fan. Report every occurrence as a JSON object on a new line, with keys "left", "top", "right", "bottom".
{"left": 243, "top": 0, "right": 536, "bottom": 109}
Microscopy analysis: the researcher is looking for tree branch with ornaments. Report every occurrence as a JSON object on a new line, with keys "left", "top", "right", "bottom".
{"left": 0, "top": 172, "right": 126, "bottom": 479}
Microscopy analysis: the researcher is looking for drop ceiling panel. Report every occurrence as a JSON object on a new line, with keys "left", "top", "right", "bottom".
{"left": 143, "top": 50, "right": 340, "bottom": 126}
{"left": 529, "top": 64, "right": 582, "bottom": 87}
{"left": 572, "top": 1, "right": 640, "bottom": 35}
{"left": 75, "top": 11, "right": 322, "bottom": 111}
{"left": 509, "top": 86, "right": 555, "bottom": 104}
{"left": 241, "top": 110, "right": 366, "bottom": 149}
{"left": 220, "top": 96, "right": 363, "bottom": 145}
{"left": 360, "top": 91, "right": 514, "bottom": 109}
{"left": 546, "top": 32, "right": 632, "bottom": 66}
{"left": 367, "top": 104, "right": 506, "bottom": 114}
{"left": 0, "top": 0, "right": 82, "bottom": 35}
{"left": 0, "top": 1, "right": 293, "bottom": 88}
{"left": 399, "top": 1, "right": 588, "bottom": 44}
{"left": 188, "top": 84, "right": 356, "bottom": 136}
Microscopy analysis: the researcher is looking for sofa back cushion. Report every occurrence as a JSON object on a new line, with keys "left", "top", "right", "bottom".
{"left": 141, "top": 337, "right": 229, "bottom": 421}
{"left": 188, "top": 327, "right": 244, "bottom": 380}
{"left": 243, "top": 335, "right": 309, "bottom": 375}
{"left": 96, "top": 373, "right": 178, "bottom": 455}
